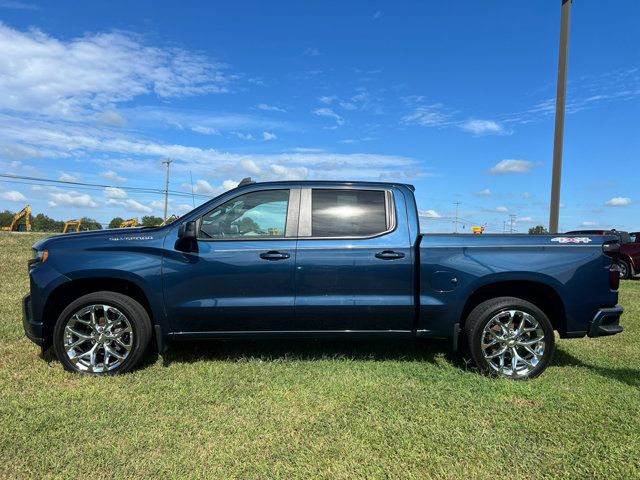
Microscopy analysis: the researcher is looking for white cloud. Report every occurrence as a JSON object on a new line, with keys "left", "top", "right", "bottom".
{"left": 187, "top": 179, "right": 238, "bottom": 197}
{"left": 581, "top": 221, "right": 599, "bottom": 227}
{"left": 0, "top": 115, "right": 421, "bottom": 181}
{"left": 517, "top": 216, "right": 534, "bottom": 223}
{"left": 262, "top": 131, "right": 277, "bottom": 141}
{"left": 312, "top": 108, "right": 345, "bottom": 126}
{"left": 256, "top": 103, "right": 285, "bottom": 112}
{"left": 459, "top": 119, "right": 506, "bottom": 135}
{"left": 230, "top": 131, "right": 254, "bottom": 140}
{"left": 191, "top": 125, "right": 219, "bottom": 135}
{"left": 48, "top": 192, "right": 97, "bottom": 208}
{"left": 104, "top": 187, "right": 127, "bottom": 199}
{"left": 401, "top": 104, "right": 450, "bottom": 127}
{"left": 495, "top": 206, "right": 509, "bottom": 213}
{"left": 605, "top": 197, "right": 632, "bottom": 207}
{"left": 0, "top": 24, "right": 231, "bottom": 117}
{"left": 241, "top": 159, "right": 262, "bottom": 175}
{"left": 0, "top": 190, "right": 27, "bottom": 202}
{"left": 99, "top": 110, "right": 127, "bottom": 126}
{"left": 270, "top": 164, "right": 309, "bottom": 180}
{"left": 177, "top": 203, "right": 193, "bottom": 214}
{"left": 419, "top": 209, "right": 441, "bottom": 218}
{"left": 100, "top": 170, "right": 127, "bottom": 182}
{"left": 303, "top": 48, "right": 320, "bottom": 56}
{"left": 107, "top": 198, "right": 152, "bottom": 213}
{"left": 489, "top": 159, "right": 538, "bottom": 175}
{"left": 476, "top": 188, "right": 491, "bottom": 197}
{"left": 522, "top": 192, "right": 533, "bottom": 199}
{"left": 0, "top": 143, "right": 40, "bottom": 159}
{"left": 59, "top": 172, "right": 78, "bottom": 182}
{"left": 318, "top": 96, "right": 336, "bottom": 105}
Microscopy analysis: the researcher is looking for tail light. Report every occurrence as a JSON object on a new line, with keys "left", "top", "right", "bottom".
{"left": 609, "top": 263, "right": 621, "bottom": 291}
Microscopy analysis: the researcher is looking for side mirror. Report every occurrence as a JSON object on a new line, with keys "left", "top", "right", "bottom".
{"left": 178, "top": 221, "right": 197, "bottom": 240}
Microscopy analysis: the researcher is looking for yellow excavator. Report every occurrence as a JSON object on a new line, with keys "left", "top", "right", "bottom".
{"left": 63, "top": 220, "right": 83, "bottom": 233}
{"left": 0, "top": 204, "right": 32, "bottom": 232}
{"left": 119, "top": 218, "right": 139, "bottom": 228}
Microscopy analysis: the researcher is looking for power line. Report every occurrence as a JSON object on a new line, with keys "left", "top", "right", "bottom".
{"left": 453, "top": 201, "right": 461, "bottom": 234}
{"left": 0, "top": 173, "right": 211, "bottom": 199}
{"left": 161, "top": 159, "right": 172, "bottom": 220}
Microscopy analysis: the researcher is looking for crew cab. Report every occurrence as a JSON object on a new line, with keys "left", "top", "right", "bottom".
{"left": 566, "top": 229, "right": 640, "bottom": 279}
{"left": 23, "top": 180, "right": 624, "bottom": 379}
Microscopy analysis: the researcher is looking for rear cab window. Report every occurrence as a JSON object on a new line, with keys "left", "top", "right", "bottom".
{"left": 310, "top": 189, "right": 391, "bottom": 238}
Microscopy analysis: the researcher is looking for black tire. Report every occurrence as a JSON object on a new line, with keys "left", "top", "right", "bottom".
{"left": 53, "top": 291, "right": 152, "bottom": 374}
{"left": 464, "top": 296, "right": 555, "bottom": 380}
{"left": 618, "top": 259, "right": 631, "bottom": 280}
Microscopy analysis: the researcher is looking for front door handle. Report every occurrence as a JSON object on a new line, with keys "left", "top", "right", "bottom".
{"left": 375, "top": 250, "right": 405, "bottom": 260}
{"left": 259, "top": 251, "right": 290, "bottom": 261}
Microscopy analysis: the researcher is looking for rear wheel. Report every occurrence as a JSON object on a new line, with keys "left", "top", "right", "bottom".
{"left": 464, "top": 297, "right": 555, "bottom": 380}
{"left": 53, "top": 291, "right": 152, "bottom": 374}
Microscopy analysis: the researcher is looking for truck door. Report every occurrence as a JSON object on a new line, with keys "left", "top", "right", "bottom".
{"left": 163, "top": 187, "right": 300, "bottom": 333}
{"left": 293, "top": 187, "right": 414, "bottom": 332}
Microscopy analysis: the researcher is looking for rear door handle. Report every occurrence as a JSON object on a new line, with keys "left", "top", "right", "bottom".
{"left": 259, "top": 251, "right": 290, "bottom": 261}
{"left": 375, "top": 250, "right": 405, "bottom": 260}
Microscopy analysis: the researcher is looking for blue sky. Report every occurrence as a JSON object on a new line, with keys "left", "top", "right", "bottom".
{"left": 0, "top": 0, "right": 638, "bottom": 232}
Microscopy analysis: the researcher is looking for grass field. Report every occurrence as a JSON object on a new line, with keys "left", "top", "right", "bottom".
{"left": 1, "top": 233, "right": 639, "bottom": 479}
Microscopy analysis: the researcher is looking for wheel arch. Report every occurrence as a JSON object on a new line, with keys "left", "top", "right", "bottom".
{"left": 42, "top": 277, "right": 154, "bottom": 348}
{"left": 459, "top": 280, "right": 567, "bottom": 337}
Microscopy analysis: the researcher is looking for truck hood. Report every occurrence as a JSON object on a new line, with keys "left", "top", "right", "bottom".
{"left": 32, "top": 226, "right": 165, "bottom": 250}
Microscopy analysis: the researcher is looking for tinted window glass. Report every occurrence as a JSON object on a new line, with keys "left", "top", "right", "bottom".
{"left": 311, "top": 189, "right": 388, "bottom": 237}
{"left": 617, "top": 232, "right": 632, "bottom": 244}
{"left": 200, "top": 190, "right": 289, "bottom": 239}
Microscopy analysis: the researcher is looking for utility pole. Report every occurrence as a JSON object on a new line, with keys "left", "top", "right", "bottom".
{"left": 503, "top": 221, "right": 507, "bottom": 234}
{"left": 453, "top": 201, "right": 461, "bottom": 234}
{"left": 162, "top": 159, "right": 172, "bottom": 220}
{"left": 549, "top": 0, "right": 572, "bottom": 234}
{"left": 509, "top": 214, "right": 517, "bottom": 234}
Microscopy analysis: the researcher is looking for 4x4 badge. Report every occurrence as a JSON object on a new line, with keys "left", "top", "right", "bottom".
{"left": 551, "top": 237, "right": 592, "bottom": 244}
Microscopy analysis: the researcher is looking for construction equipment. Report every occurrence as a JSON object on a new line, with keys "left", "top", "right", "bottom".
{"left": 0, "top": 204, "right": 32, "bottom": 232}
{"left": 63, "top": 220, "right": 82, "bottom": 233}
{"left": 471, "top": 224, "right": 487, "bottom": 235}
{"left": 160, "top": 214, "right": 178, "bottom": 226}
{"left": 120, "top": 218, "right": 139, "bottom": 228}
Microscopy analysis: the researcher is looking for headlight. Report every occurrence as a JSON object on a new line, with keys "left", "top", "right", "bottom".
{"left": 28, "top": 249, "right": 48, "bottom": 270}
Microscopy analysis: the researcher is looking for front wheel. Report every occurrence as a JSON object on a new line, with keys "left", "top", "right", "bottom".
{"left": 618, "top": 259, "right": 631, "bottom": 280}
{"left": 464, "top": 297, "right": 555, "bottom": 380}
{"left": 53, "top": 291, "right": 152, "bottom": 374}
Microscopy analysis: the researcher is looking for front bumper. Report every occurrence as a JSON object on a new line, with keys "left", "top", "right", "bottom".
{"left": 588, "top": 305, "right": 624, "bottom": 338}
{"left": 22, "top": 294, "right": 44, "bottom": 346}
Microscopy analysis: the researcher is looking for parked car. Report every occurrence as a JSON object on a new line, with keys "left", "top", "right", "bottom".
{"left": 566, "top": 229, "right": 640, "bottom": 279}
{"left": 24, "top": 180, "right": 624, "bottom": 379}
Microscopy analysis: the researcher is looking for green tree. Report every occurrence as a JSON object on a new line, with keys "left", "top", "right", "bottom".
{"left": 528, "top": 225, "right": 549, "bottom": 235}
{"left": 80, "top": 217, "right": 103, "bottom": 230}
{"left": 108, "top": 217, "right": 124, "bottom": 229}
{"left": 141, "top": 215, "right": 163, "bottom": 227}
{"left": 32, "top": 213, "right": 64, "bottom": 232}
{"left": 0, "top": 210, "right": 15, "bottom": 228}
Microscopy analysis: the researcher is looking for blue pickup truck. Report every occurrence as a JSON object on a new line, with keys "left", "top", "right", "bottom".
{"left": 23, "top": 179, "right": 624, "bottom": 379}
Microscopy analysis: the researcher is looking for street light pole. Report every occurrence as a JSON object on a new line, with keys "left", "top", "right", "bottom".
{"left": 162, "top": 159, "right": 172, "bottom": 220}
{"left": 549, "top": 0, "right": 572, "bottom": 234}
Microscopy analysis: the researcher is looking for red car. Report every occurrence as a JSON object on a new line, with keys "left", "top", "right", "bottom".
{"left": 566, "top": 230, "right": 639, "bottom": 279}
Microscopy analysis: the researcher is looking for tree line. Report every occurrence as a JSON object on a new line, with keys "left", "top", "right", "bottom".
{"left": 0, "top": 209, "right": 167, "bottom": 232}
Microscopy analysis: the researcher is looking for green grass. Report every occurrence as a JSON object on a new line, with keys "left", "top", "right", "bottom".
{"left": 1, "top": 232, "right": 639, "bottom": 479}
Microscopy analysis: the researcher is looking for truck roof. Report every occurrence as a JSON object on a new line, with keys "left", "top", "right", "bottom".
{"left": 235, "top": 178, "right": 416, "bottom": 191}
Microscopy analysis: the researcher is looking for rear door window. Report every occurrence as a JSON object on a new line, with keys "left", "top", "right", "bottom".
{"left": 311, "top": 189, "right": 388, "bottom": 237}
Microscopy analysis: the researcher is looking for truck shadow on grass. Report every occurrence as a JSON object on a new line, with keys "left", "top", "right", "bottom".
{"left": 552, "top": 349, "right": 640, "bottom": 387}
{"left": 158, "top": 338, "right": 469, "bottom": 370}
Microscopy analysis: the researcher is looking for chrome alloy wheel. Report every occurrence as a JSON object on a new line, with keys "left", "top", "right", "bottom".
{"left": 481, "top": 309, "right": 546, "bottom": 378}
{"left": 63, "top": 304, "right": 133, "bottom": 373}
